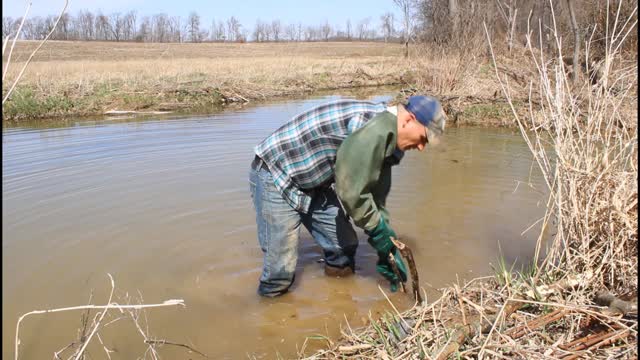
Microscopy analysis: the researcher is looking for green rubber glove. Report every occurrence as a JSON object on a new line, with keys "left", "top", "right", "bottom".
{"left": 376, "top": 249, "right": 408, "bottom": 292}
{"left": 366, "top": 217, "right": 396, "bottom": 253}
{"left": 366, "top": 217, "right": 408, "bottom": 291}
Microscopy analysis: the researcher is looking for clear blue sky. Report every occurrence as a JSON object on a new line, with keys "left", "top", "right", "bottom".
{"left": 3, "top": 0, "right": 403, "bottom": 32}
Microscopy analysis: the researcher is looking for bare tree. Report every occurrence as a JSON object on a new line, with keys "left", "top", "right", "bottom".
{"left": 394, "top": 0, "right": 414, "bottom": 57}
{"left": 22, "top": 17, "right": 38, "bottom": 40}
{"left": 304, "top": 25, "right": 314, "bottom": 41}
{"left": 53, "top": 12, "right": 71, "bottom": 40}
{"left": 357, "top": 17, "right": 371, "bottom": 41}
{"left": 321, "top": 20, "right": 332, "bottom": 41}
{"left": 137, "top": 16, "right": 151, "bottom": 42}
{"left": 95, "top": 12, "right": 111, "bottom": 40}
{"left": 346, "top": 19, "right": 352, "bottom": 40}
{"left": 271, "top": 20, "right": 282, "bottom": 41}
{"left": 210, "top": 19, "right": 225, "bottom": 41}
{"left": 217, "top": 20, "right": 226, "bottom": 41}
{"left": 2, "top": 17, "right": 16, "bottom": 39}
{"left": 566, "top": 0, "right": 581, "bottom": 84}
{"left": 152, "top": 13, "right": 169, "bottom": 42}
{"left": 226, "top": 16, "right": 241, "bottom": 42}
{"left": 187, "top": 11, "right": 201, "bottom": 42}
{"left": 449, "top": 0, "right": 459, "bottom": 35}
{"left": 381, "top": 12, "right": 395, "bottom": 42}
{"left": 285, "top": 23, "right": 297, "bottom": 41}
{"left": 122, "top": 11, "right": 136, "bottom": 41}
{"left": 168, "top": 16, "right": 182, "bottom": 42}
{"left": 76, "top": 10, "right": 94, "bottom": 40}
{"left": 253, "top": 19, "right": 266, "bottom": 42}
{"left": 109, "top": 13, "right": 124, "bottom": 41}
{"left": 495, "top": 0, "right": 519, "bottom": 52}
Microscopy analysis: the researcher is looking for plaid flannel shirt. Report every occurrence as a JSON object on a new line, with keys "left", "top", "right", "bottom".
{"left": 254, "top": 99, "right": 388, "bottom": 213}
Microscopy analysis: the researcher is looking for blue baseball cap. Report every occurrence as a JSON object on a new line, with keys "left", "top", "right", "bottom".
{"left": 405, "top": 95, "right": 446, "bottom": 141}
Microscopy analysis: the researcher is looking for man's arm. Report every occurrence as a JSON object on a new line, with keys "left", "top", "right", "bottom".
{"left": 335, "top": 116, "right": 395, "bottom": 231}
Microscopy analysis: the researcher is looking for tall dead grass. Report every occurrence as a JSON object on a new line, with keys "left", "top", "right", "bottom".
{"left": 302, "top": 2, "right": 637, "bottom": 359}
{"left": 503, "top": 1, "right": 638, "bottom": 295}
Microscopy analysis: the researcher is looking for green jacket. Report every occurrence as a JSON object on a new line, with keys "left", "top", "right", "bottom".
{"left": 335, "top": 111, "right": 400, "bottom": 231}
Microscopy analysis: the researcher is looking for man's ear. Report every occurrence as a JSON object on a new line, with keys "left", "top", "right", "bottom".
{"left": 401, "top": 112, "right": 414, "bottom": 126}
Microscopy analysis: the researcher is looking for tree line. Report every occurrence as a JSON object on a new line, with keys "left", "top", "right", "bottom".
{"left": 1, "top": 10, "right": 402, "bottom": 43}
{"left": 2, "top": 0, "right": 636, "bottom": 56}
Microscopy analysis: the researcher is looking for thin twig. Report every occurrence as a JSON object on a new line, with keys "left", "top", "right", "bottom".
{"left": 3, "top": 0, "right": 69, "bottom": 104}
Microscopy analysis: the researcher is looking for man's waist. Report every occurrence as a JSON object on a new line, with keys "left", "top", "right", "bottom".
{"left": 251, "top": 154, "right": 269, "bottom": 172}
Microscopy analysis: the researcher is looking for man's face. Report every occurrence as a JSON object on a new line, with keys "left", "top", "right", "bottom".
{"left": 397, "top": 113, "right": 429, "bottom": 151}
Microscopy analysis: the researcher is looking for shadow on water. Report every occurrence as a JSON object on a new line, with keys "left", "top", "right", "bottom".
{"left": 2, "top": 86, "right": 550, "bottom": 359}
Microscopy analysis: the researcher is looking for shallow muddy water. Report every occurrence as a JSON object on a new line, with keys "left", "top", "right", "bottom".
{"left": 3, "top": 91, "right": 548, "bottom": 359}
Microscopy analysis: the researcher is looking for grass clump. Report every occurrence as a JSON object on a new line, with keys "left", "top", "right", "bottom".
{"left": 3, "top": 87, "right": 77, "bottom": 120}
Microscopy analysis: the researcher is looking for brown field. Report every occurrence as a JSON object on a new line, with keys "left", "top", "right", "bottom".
{"left": 4, "top": 40, "right": 405, "bottom": 61}
{"left": 2, "top": 40, "right": 510, "bottom": 122}
{"left": 2, "top": 41, "right": 404, "bottom": 120}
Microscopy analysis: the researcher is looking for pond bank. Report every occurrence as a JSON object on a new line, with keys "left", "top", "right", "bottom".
{"left": 3, "top": 41, "right": 530, "bottom": 126}
{"left": 3, "top": 80, "right": 527, "bottom": 129}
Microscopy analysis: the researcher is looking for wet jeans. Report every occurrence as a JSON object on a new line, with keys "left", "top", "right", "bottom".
{"left": 249, "top": 161, "right": 358, "bottom": 297}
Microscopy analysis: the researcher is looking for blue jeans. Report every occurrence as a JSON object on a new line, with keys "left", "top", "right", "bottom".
{"left": 249, "top": 162, "right": 358, "bottom": 297}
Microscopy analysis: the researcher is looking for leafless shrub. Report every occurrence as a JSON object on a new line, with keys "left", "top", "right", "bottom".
{"left": 301, "top": 2, "right": 637, "bottom": 359}
{"left": 491, "top": 0, "right": 638, "bottom": 295}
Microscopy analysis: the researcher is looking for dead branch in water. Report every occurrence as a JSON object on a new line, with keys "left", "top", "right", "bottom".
{"left": 13, "top": 274, "right": 198, "bottom": 360}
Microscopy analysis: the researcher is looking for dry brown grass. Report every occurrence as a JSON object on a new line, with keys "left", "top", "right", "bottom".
{"left": 3, "top": 40, "right": 405, "bottom": 62}
{"left": 2, "top": 40, "right": 522, "bottom": 123}
{"left": 300, "top": 3, "right": 637, "bottom": 360}
{"left": 2, "top": 41, "right": 420, "bottom": 120}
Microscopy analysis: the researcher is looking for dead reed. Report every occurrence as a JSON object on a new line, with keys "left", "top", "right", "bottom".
{"left": 301, "top": 2, "right": 637, "bottom": 359}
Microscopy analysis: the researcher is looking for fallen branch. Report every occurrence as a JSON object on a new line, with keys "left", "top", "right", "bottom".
{"left": 14, "top": 274, "right": 185, "bottom": 360}
{"left": 104, "top": 110, "right": 172, "bottom": 115}
{"left": 560, "top": 329, "right": 632, "bottom": 359}
{"left": 435, "top": 271, "right": 595, "bottom": 360}
{"left": 506, "top": 309, "right": 570, "bottom": 339}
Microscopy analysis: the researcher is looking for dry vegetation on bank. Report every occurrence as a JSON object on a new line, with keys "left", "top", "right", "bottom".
{"left": 2, "top": 40, "right": 525, "bottom": 124}
{"left": 301, "top": 6, "right": 638, "bottom": 360}
{"left": 1, "top": 41, "right": 405, "bottom": 120}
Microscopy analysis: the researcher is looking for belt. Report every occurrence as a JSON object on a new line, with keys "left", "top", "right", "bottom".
{"left": 252, "top": 155, "right": 269, "bottom": 172}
